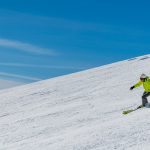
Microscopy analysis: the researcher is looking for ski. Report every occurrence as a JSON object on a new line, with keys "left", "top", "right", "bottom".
{"left": 123, "top": 105, "right": 143, "bottom": 115}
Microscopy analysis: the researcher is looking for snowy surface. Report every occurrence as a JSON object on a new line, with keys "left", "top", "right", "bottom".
{"left": 1, "top": 55, "right": 150, "bottom": 150}
{"left": 0, "top": 79, "right": 23, "bottom": 90}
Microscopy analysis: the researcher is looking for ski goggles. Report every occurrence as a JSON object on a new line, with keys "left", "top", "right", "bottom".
{"left": 140, "top": 78, "right": 145, "bottom": 81}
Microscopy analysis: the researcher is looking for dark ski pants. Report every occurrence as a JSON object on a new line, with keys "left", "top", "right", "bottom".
{"left": 142, "top": 92, "right": 150, "bottom": 106}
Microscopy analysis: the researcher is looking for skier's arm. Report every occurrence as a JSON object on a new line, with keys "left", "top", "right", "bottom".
{"left": 130, "top": 81, "right": 142, "bottom": 90}
{"left": 134, "top": 81, "right": 143, "bottom": 88}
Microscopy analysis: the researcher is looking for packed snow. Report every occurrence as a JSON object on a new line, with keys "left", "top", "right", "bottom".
{"left": 0, "top": 55, "right": 150, "bottom": 150}
{"left": 0, "top": 79, "right": 23, "bottom": 90}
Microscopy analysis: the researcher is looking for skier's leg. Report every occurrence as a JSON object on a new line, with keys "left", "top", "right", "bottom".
{"left": 142, "top": 92, "right": 150, "bottom": 106}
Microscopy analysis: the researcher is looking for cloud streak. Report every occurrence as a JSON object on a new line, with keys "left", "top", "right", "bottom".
{"left": 0, "top": 62, "right": 85, "bottom": 70}
{"left": 0, "top": 38, "right": 58, "bottom": 56}
{"left": 0, "top": 72, "right": 42, "bottom": 82}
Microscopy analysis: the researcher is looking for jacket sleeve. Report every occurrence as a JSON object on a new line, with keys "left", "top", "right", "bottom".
{"left": 134, "top": 81, "right": 142, "bottom": 88}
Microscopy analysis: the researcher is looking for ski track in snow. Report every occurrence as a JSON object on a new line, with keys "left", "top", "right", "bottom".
{"left": 0, "top": 55, "right": 150, "bottom": 149}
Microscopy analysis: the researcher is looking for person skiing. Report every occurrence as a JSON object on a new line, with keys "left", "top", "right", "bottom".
{"left": 130, "top": 74, "right": 150, "bottom": 107}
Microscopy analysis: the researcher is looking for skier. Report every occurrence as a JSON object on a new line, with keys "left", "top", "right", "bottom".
{"left": 130, "top": 74, "right": 150, "bottom": 107}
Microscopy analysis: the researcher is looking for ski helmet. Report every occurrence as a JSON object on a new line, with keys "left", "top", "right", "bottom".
{"left": 140, "top": 74, "right": 147, "bottom": 79}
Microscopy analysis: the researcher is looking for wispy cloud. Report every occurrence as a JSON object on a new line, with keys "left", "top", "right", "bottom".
{"left": 0, "top": 10, "right": 118, "bottom": 34}
{"left": 0, "top": 62, "right": 86, "bottom": 70}
{"left": 0, "top": 38, "right": 58, "bottom": 56}
{"left": 0, "top": 72, "right": 42, "bottom": 82}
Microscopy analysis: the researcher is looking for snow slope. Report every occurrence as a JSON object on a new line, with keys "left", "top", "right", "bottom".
{"left": 0, "top": 55, "right": 150, "bottom": 150}
{"left": 0, "top": 79, "right": 23, "bottom": 90}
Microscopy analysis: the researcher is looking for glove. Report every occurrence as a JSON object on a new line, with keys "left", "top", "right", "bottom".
{"left": 130, "top": 86, "right": 134, "bottom": 90}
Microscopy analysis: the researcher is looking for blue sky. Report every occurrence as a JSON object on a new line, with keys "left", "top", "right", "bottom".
{"left": 0, "top": 0, "right": 150, "bottom": 83}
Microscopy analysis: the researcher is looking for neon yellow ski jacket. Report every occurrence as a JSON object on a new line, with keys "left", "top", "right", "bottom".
{"left": 134, "top": 77, "right": 150, "bottom": 92}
